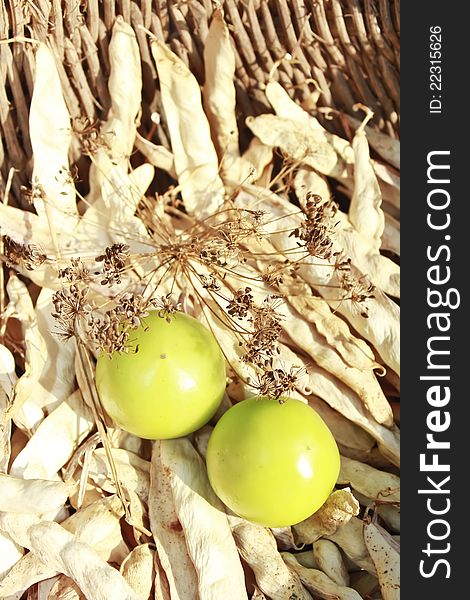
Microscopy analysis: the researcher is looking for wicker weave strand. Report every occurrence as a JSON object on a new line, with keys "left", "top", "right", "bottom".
{"left": 0, "top": 0, "right": 399, "bottom": 204}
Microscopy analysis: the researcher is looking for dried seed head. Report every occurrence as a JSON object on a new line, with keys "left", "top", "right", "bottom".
{"left": 339, "top": 273, "right": 376, "bottom": 317}
{"left": 226, "top": 287, "right": 254, "bottom": 319}
{"left": 51, "top": 285, "right": 93, "bottom": 340}
{"left": 289, "top": 193, "right": 338, "bottom": 259}
{"left": 252, "top": 366, "right": 304, "bottom": 400}
{"left": 3, "top": 236, "right": 48, "bottom": 271}
{"left": 242, "top": 295, "right": 284, "bottom": 367}
{"left": 95, "top": 243, "right": 130, "bottom": 287}
{"left": 199, "top": 273, "right": 221, "bottom": 292}
{"left": 86, "top": 292, "right": 182, "bottom": 356}
{"left": 114, "top": 292, "right": 152, "bottom": 327}
{"left": 86, "top": 293, "right": 153, "bottom": 356}
{"left": 87, "top": 310, "right": 131, "bottom": 356}
{"left": 332, "top": 251, "right": 352, "bottom": 274}
{"left": 199, "top": 235, "right": 240, "bottom": 267}
{"left": 261, "top": 267, "right": 284, "bottom": 287}
{"left": 58, "top": 258, "right": 91, "bottom": 284}
{"left": 149, "top": 293, "right": 181, "bottom": 322}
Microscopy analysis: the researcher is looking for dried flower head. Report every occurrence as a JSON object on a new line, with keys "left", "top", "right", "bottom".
{"left": 199, "top": 235, "right": 240, "bottom": 268}
{"left": 85, "top": 292, "right": 182, "bottom": 356}
{"left": 261, "top": 266, "right": 284, "bottom": 287}
{"left": 199, "top": 273, "right": 221, "bottom": 292}
{"left": 252, "top": 366, "right": 304, "bottom": 400}
{"left": 52, "top": 285, "right": 94, "bottom": 340}
{"left": 87, "top": 293, "right": 154, "bottom": 356}
{"left": 252, "top": 295, "right": 284, "bottom": 324}
{"left": 242, "top": 295, "right": 284, "bottom": 367}
{"left": 3, "top": 236, "right": 48, "bottom": 271}
{"left": 226, "top": 287, "right": 254, "bottom": 319}
{"left": 87, "top": 310, "right": 131, "bottom": 357}
{"left": 339, "top": 273, "right": 376, "bottom": 318}
{"left": 95, "top": 243, "right": 130, "bottom": 286}
{"left": 58, "top": 258, "right": 91, "bottom": 284}
{"left": 114, "top": 293, "right": 153, "bottom": 328}
{"left": 149, "top": 293, "right": 181, "bottom": 322}
{"left": 290, "top": 194, "right": 338, "bottom": 259}
{"left": 332, "top": 251, "right": 352, "bottom": 274}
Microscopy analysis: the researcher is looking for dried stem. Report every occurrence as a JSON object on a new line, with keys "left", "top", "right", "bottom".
{"left": 74, "top": 331, "right": 133, "bottom": 524}
{"left": 0, "top": 168, "right": 15, "bottom": 338}
{"left": 43, "top": 197, "right": 62, "bottom": 262}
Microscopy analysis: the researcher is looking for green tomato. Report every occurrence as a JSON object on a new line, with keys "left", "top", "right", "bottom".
{"left": 206, "top": 396, "right": 340, "bottom": 527}
{"left": 95, "top": 312, "right": 226, "bottom": 439}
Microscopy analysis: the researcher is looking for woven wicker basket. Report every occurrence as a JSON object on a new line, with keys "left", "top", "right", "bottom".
{"left": 0, "top": 0, "right": 399, "bottom": 204}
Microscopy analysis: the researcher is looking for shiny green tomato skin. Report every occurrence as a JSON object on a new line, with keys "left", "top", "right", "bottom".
{"left": 95, "top": 312, "right": 226, "bottom": 440}
{"left": 206, "top": 396, "right": 340, "bottom": 527}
